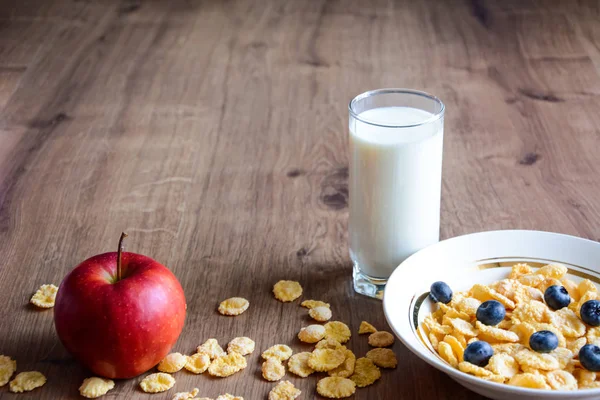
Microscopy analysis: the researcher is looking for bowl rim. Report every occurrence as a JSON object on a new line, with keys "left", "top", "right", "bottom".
{"left": 383, "top": 229, "right": 600, "bottom": 397}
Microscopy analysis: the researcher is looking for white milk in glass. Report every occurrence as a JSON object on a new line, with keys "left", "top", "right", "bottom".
{"left": 349, "top": 106, "right": 443, "bottom": 279}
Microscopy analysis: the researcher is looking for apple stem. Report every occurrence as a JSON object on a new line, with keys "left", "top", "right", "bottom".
{"left": 117, "top": 232, "right": 128, "bottom": 281}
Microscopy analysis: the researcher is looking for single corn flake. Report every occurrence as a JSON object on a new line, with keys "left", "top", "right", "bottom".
{"left": 262, "top": 344, "right": 293, "bottom": 361}
{"left": 139, "top": 373, "right": 175, "bottom": 393}
{"left": 197, "top": 338, "right": 226, "bottom": 360}
{"left": 448, "top": 318, "right": 478, "bottom": 337}
{"left": 9, "top": 371, "right": 46, "bottom": 393}
{"left": 324, "top": 321, "right": 351, "bottom": 343}
{"left": 438, "top": 342, "right": 458, "bottom": 368}
{"left": 511, "top": 301, "right": 549, "bottom": 324}
{"left": 308, "top": 348, "right": 346, "bottom": 372}
{"left": 549, "top": 308, "right": 586, "bottom": 338}
{"left": 509, "top": 263, "right": 533, "bottom": 279}
{"left": 470, "top": 284, "right": 515, "bottom": 309}
{"left": 218, "top": 297, "right": 249, "bottom": 316}
{"left": 550, "top": 347, "right": 573, "bottom": 369}
{"left": 491, "top": 343, "right": 526, "bottom": 357}
{"left": 567, "top": 337, "right": 587, "bottom": 354}
{"left": 208, "top": 352, "right": 247, "bottom": 377}
{"left": 562, "top": 278, "right": 580, "bottom": 302}
{"left": 298, "top": 325, "right": 326, "bottom": 343}
{"left": 309, "top": 306, "right": 332, "bottom": 322}
{"left": 288, "top": 352, "right": 315, "bottom": 378}
{"left": 366, "top": 348, "right": 397, "bottom": 368}
{"left": 508, "top": 373, "right": 550, "bottom": 389}
{"left": 486, "top": 354, "right": 518, "bottom": 380}
{"left": 458, "top": 362, "right": 493, "bottom": 377}
{"left": 158, "top": 352, "right": 187, "bottom": 373}
{"left": 30, "top": 284, "right": 58, "bottom": 308}
{"left": 315, "top": 338, "right": 346, "bottom": 351}
{"left": 216, "top": 394, "right": 243, "bottom": 400}
{"left": 538, "top": 278, "right": 563, "bottom": 296}
{"left": 359, "top": 321, "right": 377, "bottom": 334}
{"left": 301, "top": 300, "right": 330, "bottom": 309}
{"left": 514, "top": 348, "right": 559, "bottom": 371}
{"left": 423, "top": 315, "right": 452, "bottom": 335}
{"left": 429, "top": 332, "right": 441, "bottom": 351}
{"left": 537, "top": 264, "right": 568, "bottom": 280}
{"left": 578, "top": 279, "right": 597, "bottom": 298}
{"left": 518, "top": 274, "right": 546, "bottom": 288}
{"left": 262, "top": 358, "right": 286, "bottom": 381}
{"left": 317, "top": 377, "right": 356, "bottom": 399}
{"left": 329, "top": 349, "right": 356, "bottom": 378}
{"left": 475, "top": 321, "right": 519, "bottom": 343}
{"left": 587, "top": 327, "right": 600, "bottom": 347}
{"left": 172, "top": 388, "right": 199, "bottom": 400}
{"left": 452, "top": 297, "right": 482, "bottom": 317}
{"left": 443, "top": 335, "right": 465, "bottom": 362}
{"left": 79, "top": 377, "right": 115, "bottom": 398}
{"left": 546, "top": 370, "right": 577, "bottom": 390}
{"left": 574, "top": 368, "right": 596, "bottom": 386}
{"left": 268, "top": 380, "right": 301, "bottom": 400}
{"left": 227, "top": 337, "right": 255, "bottom": 355}
{"left": 350, "top": 358, "right": 381, "bottom": 387}
{"left": 184, "top": 352, "right": 211, "bottom": 374}
{"left": 0, "top": 355, "right": 16, "bottom": 387}
{"left": 368, "top": 331, "right": 395, "bottom": 347}
{"left": 273, "top": 280, "right": 303, "bottom": 302}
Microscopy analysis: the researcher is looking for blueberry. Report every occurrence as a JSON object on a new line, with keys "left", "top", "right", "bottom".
{"left": 463, "top": 341, "right": 494, "bottom": 367}
{"left": 544, "top": 285, "right": 571, "bottom": 310}
{"left": 581, "top": 300, "right": 600, "bottom": 327}
{"left": 579, "top": 344, "right": 600, "bottom": 372}
{"left": 429, "top": 281, "right": 452, "bottom": 304}
{"left": 529, "top": 330, "right": 559, "bottom": 353}
{"left": 476, "top": 300, "right": 506, "bottom": 326}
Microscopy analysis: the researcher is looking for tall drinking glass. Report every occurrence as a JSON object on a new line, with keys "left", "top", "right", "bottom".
{"left": 348, "top": 89, "right": 445, "bottom": 299}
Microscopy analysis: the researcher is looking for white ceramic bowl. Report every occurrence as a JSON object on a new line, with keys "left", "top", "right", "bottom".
{"left": 383, "top": 230, "right": 600, "bottom": 400}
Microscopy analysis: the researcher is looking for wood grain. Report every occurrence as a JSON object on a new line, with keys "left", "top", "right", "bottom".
{"left": 1, "top": 0, "right": 600, "bottom": 398}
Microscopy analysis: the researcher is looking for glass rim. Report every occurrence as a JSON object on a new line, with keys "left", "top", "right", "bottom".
{"left": 348, "top": 88, "right": 445, "bottom": 128}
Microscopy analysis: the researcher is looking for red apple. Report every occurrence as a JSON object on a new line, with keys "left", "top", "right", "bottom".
{"left": 54, "top": 233, "right": 186, "bottom": 379}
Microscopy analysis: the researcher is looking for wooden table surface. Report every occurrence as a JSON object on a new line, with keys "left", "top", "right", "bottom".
{"left": 2, "top": 0, "right": 600, "bottom": 399}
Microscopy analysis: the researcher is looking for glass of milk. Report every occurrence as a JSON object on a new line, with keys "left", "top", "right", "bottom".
{"left": 348, "top": 89, "right": 445, "bottom": 299}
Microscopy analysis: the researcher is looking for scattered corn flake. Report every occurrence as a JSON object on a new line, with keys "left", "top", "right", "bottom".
{"left": 218, "top": 297, "right": 249, "bottom": 316}
{"left": 550, "top": 347, "right": 573, "bottom": 369}
{"left": 273, "top": 280, "right": 303, "bottom": 302}
{"left": 227, "top": 337, "right": 255, "bottom": 356}
{"left": 508, "top": 373, "right": 550, "bottom": 389}
{"left": 442, "top": 307, "right": 471, "bottom": 321}
{"left": 309, "top": 306, "right": 332, "bottom": 322}
{"left": 79, "top": 377, "right": 115, "bottom": 398}
{"left": 359, "top": 321, "right": 377, "bottom": 334}
{"left": 567, "top": 337, "right": 587, "bottom": 354}
{"left": 511, "top": 301, "right": 549, "bottom": 324}
{"left": 317, "top": 377, "right": 356, "bottom": 399}
{"left": 514, "top": 348, "right": 559, "bottom": 371}
{"left": 486, "top": 354, "right": 518, "bottom": 380}
{"left": 329, "top": 349, "right": 356, "bottom": 377}
{"left": 452, "top": 332, "right": 467, "bottom": 348}
{"left": 458, "top": 361, "right": 493, "bottom": 377}
{"left": 172, "top": 388, "right": 199, "bottom": 400}
{"left": 262, "top": 344, "right": 293, "bottom": 361}
{"left": 9, "top": 371, "right": 46, "bottom": 393}
{"left": 139, "top": 373, "right": 175, "bottom": 393}
{"left": 349, "top": 357, "right": 381, "bottom": 387}
{"left": 423, "top": 315, "right": 452, "bottom": 335}
{"left": 438, "top": 342, "right": 458, "bottom": 368}
{"left": 301, "top": 300, "right": 330, "bottom": 309}
{"left": 268, "top": 380, "right": 301, "bottom": 400}
{"left": 0, "top": 355, "right": 16, "bottom": 387}
{"left": 30, "top": 284, "right": 58, "bottom": 308}
{"left": 315, "top": 338, "right": 346, "bottom": 351}
{"left": 287, "top": 352, "right": 314, "bottom": 378}
{"left": 517, "top": 274, "right": 545, "bottom": 288}
{"left": 368, "top": 331, "right": 395, "bottom": 347}
{"left": 513, "top": 284, "right": 544, "bottom": 305}
{"left": 509, "top": 263, "right": 533, "bottom": 279}
{"left": 158, "top": 352, "right": 187, "bottom": 373}
{"left": 549, "top": 308, "right": 586, "bottom": 338}
{"left": 208, "top": 352, "right": 247, "bottom": 378}
{"left": 546, "top": 370, "right": 577, "bottom": 390}
{"left": 298, "top": 325, "right": 326, "bottom": 343}
{"left": 470, "top": 283, "right": 515, "bottom": 309}
{"left": 538, "top": 264, "right": 568, "bottom": 280}
{"left": 497, "top": 319, "right": 513, "bottom": 330}
{"left": 184, "top": 352, "right": 211, "bottom": 374}
{"left": 308, "top": 348, "right": 346, "bottom": 372}
{"left": 481, "top": 374, "right": 506, "bottom": 383}
{"left": 443, "top": 335, "right": 465, "bottom": 362}
{"left": 491, "top": 343, "right": 526, "bottom": 357}
{"left": 197, "top": 338, "right": 226, "bottom": 360}
{"left": 429, "top": 332, "right": 441, "bottom": 351}
{"left": 366, "top": 348, "right": 397, "bottom": 369}
{"left": 262, "top": 358, "right": 286, "bottom": 382}
{"left": 561, "top": 278, "right": 580, "bottom": 301}
{"left": 448, "top": 318, "right": 478, "bottom": 337}
{"left": 324, "top": 321, "right": 351, "bottom": 344}
{"left": 215, "top": 394, "right": 243, "bottom": 400}
{"left": 578, "top": 279, "right": 598, "bottom": 298}
{"left": 476, "top": 321, "right": 519, "bottom": 343}
{"left": 509, "top": 323, "right": 536, "bottom": 346}
{"left": 453, "top": 297, "right": 481, "bottom": 317}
